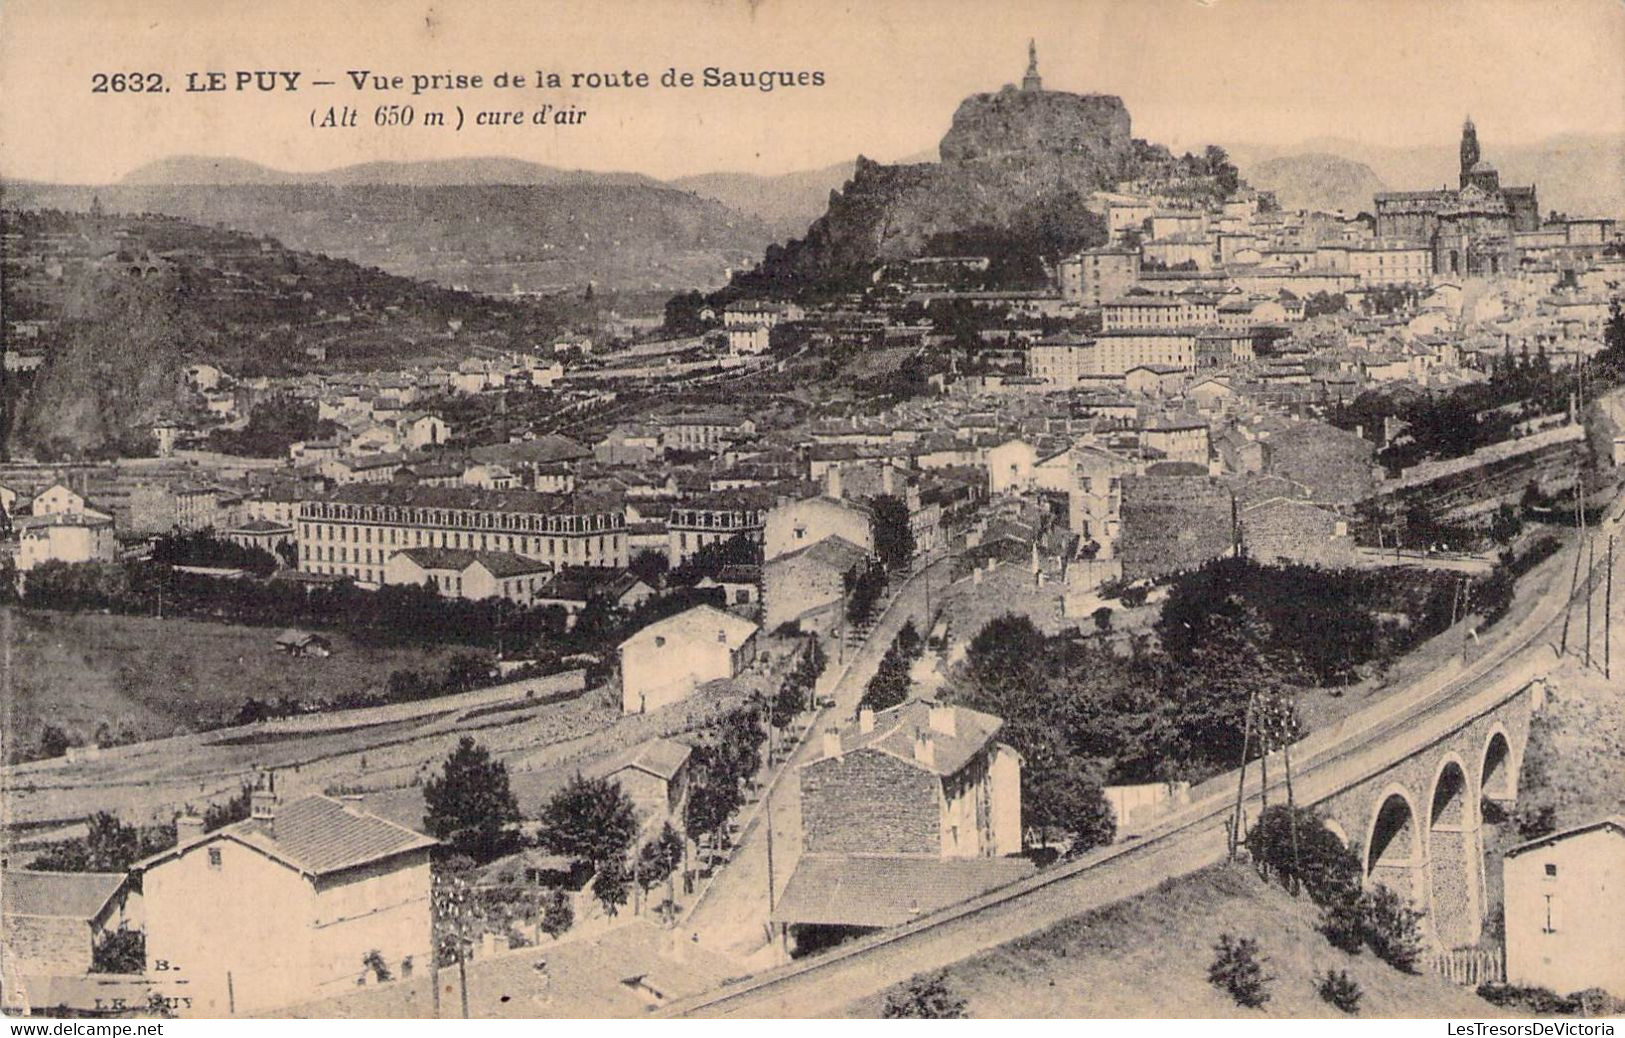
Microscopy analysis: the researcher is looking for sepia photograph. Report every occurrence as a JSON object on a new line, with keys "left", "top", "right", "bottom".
{"left": 0, "top": 0, "right": 1622, "bottom": 1026}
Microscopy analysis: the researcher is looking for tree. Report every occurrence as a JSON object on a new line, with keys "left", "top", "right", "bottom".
{"left": 592, "top": 855, "right": 631, "bottom": 916}
{"left": 539, "top": 890, "right": 574, "bottom": 938}
{"left": 1092, "top": 606, "right": 1113, "bottom": 633}
{"left": 421, "top": 737, "right": 520, "bottom": 863}
{"left": 536, "top": 774, "right": 638, "bottom": 868}
{"left": 1245, "top": 805, "right": 1361, "bottom": 908}
{"left": 637, "top": 823, "right": 684, "bottom": 890}
{"left": 963, "top": 614, "right": 1048, "bottom": 715}
{"left": 882, "top": 971, "right": 968, "bottom": 1018}
{"left": 870, "top": 494, "right": 916, "bottom": 572}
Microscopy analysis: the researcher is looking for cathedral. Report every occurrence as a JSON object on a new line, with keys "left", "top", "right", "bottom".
{"left": 1373, "top": 119, "right": 1540, "bottom": 276}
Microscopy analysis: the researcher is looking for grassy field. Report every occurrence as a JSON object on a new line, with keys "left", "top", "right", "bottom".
{"left": 1, "top": 607, "right": 478, "bottom": 759}
{"left": 848, "top": 864, "right": 1503, "bottom": 1018}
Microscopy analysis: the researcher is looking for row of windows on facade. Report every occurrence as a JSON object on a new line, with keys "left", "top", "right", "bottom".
{"left": 301, "top": 530, "right": 621, "bottom": 562}
{"left": 668, "top": 509, "right": 768, "bottom": 529}
{"left": 299, "top": 503, "right": 622, "bottom": 532}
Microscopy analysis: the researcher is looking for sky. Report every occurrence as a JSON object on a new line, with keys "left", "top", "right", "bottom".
{"left": 1, "top": 0, "right": 1622, "bottom": 184}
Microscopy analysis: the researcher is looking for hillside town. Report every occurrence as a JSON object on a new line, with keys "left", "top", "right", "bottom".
{"left": 2, "top": 35, "right": 1624, "bottom": 1025}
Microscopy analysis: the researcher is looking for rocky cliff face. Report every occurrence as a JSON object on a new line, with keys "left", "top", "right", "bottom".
{"left": 939, "top": 89, "right": 1132, "bottom": 167}
{"left": 734, "top": 87, "right": 1188, "bottom": 292}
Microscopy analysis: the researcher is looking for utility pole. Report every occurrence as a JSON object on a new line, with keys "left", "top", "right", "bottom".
{"left": 1585, "top": 536, "right": 1596, "bottom": 670}
{"left": 1281, "top": 696, "right": 1302, "bottom": 898}
{"left": 765, "top": 787, "right": 777, "bottom": 912}
{"left": 1229, "top": 690, "right": 1257, "bottom": 861}
{"left": 1560, "top": 470, "right": 1585, "bottom": 656}
{"left": 458, "top": 940, "right": 470, "bottom": 1019}
{"left": 1606, "top": 535, "right": 1615, "bottom": 681}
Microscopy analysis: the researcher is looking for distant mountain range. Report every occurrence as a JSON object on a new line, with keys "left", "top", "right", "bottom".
{"left": 3, "top": 131, "right": 1618, "bottom": 302}
{"left": 117, "top": 154, "right": 664, "bottom": 188}
{"left": 4, "top": 157, "right": 773, "bottom": 301}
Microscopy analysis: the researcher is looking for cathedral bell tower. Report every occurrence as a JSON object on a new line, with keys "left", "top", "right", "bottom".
{"left": 1022, "top": 38, "right": 1043, "bottom": 92}
{"left": 1459, "top": 116, "right": 1481, "bottom": 187}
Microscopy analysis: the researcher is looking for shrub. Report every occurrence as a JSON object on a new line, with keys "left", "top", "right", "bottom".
{"left": 1360, "top": 885, "right": 1425, "bottom": 973}
{"left": 882, "top": 971, "right": 968, "bottom": 1018}
{"left": 91, "top": 928, "right": 145, "bottom": 974}
{"left": 1476, "top": 983, "right": 1581, "bottom": 1015}
{"left": 1208, "top": 934, "right": 1272, "bottom": 1008}
{"left": 1318, "top": 887, "right": 1367, "bottom": 954}
{"left": 1316, "top": 969, "right": 1363, "bottom": 1014}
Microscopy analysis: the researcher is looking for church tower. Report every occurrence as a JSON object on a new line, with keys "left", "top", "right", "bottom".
{"left": 1459, "top": 116, "right": 1481, "bottom": 187}
{"left": 1022, "top": 38, "right": 1043, "bottom": 92}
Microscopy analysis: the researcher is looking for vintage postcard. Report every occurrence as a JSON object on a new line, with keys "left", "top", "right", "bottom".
{"left": 1, "top": 0, "right": 1623, "bottom": 1024}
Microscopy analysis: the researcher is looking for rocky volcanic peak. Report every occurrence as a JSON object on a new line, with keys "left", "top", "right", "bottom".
{"left": 939, "top": 87, "right": 1133, "bottom": 166}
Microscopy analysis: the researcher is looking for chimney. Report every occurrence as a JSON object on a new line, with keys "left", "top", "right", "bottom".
{"left": 251, "top": 772, "right": 278, "bottom": 835}
{"left": 912, "top": 729, "right": 936, "bottom": 767}
{"left": 175, "top": 813, "right": 205, "bottom": 844}
{"left": 928, "top": 702, "right": 956, "bottom": 737}
{"left": 858, "top": 707, "right": 875, "bottom": 733}
{"left": 822, "top": 729, "right": 842, "bottom": 759}
{"left": 827, "top": 464, "right": 843, "bottom": 500}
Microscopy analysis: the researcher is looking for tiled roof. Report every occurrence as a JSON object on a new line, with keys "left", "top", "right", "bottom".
{"left": 139, "top": 795, "right": 437, "bottom": 878}
{"left": 821, "top": 698, "right": 1006, "bottom": 778}
{"left": 766, "top": 534, "right": 870, "bottom": 574}
{"left": 320, "top": 482, "right": 620, "bottom": 515}
{"left": 1, "top": 870, "right": 126, "bottom": 920}
{"left": 769, "top": 854, "right": 1036, "bottom": 929}
{"left": 599, "top": 736, "right": 693, "bottom": 783}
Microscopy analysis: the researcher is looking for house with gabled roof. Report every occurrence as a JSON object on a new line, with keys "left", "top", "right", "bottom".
{"left": 799, "top": 699, "right": 1022, "bottom": 860}
{"left": 135, "top": 782, "right": 437, "bottom": 1016}
{"left": 1, "top": 870, "right": 140, "bottom": 987}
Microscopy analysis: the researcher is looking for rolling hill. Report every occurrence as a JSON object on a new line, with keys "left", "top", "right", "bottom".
{"left": 4, "top": 157, "right": 775, "bottom": 299}
{"left": 1242, "top": 154, "right": 1387, "bottom": 215}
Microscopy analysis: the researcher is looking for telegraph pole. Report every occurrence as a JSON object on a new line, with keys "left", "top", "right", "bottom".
{"left": 1585, "top": 537, "right": 1596, "bottom": 670}
{"left": 1606, "top": 535, "right": 1615, "bottom": 681}
{"left": 1560, "top": 470, "right": 1585, "bottom": 655}
{"left": 1229, "top": 691, "right": 1257, "bottom": 861}
{"left": 765, "top": 787, "right": 777, "bottom": 912}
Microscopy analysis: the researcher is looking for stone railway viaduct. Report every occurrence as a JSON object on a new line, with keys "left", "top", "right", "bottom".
{"left": 661, "top": 523, "right": 1616, "bottom": 1018}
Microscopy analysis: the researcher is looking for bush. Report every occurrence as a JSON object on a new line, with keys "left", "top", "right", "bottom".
{"left": 882, "top": 971, "right": 968, "bottom": 1018}
{"left": 91, "top": 928, "right": 145, "bottom": 974}
{"left": 1316, "top": 969, "right": 1363, "bottom": 1014}
{"left": 1476, "top": 983, "right": 1582, "bottom": 1015}
{"left": 1360, "top": 884, "right": 1425, "bottom": 973}
{"left": 1319, "top": 887, "right": 1367, "bottom": 954}
{"left": 1208, "top": 934, "right": 1272, "bottom": 1008}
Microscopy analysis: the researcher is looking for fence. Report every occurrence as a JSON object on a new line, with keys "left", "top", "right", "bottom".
{"left": 1429, "top": 946, "right": 1505, "bottom": 987}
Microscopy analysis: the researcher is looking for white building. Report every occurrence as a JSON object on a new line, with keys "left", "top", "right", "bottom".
{"left": 1502, "top": 816, "right": 1625, "bottom": 998}
{"left": 137, "top": 786, "right": 436, "bottom": 1016}
{"left": 619, "top": 605, "right": 759, "bottom": 715}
